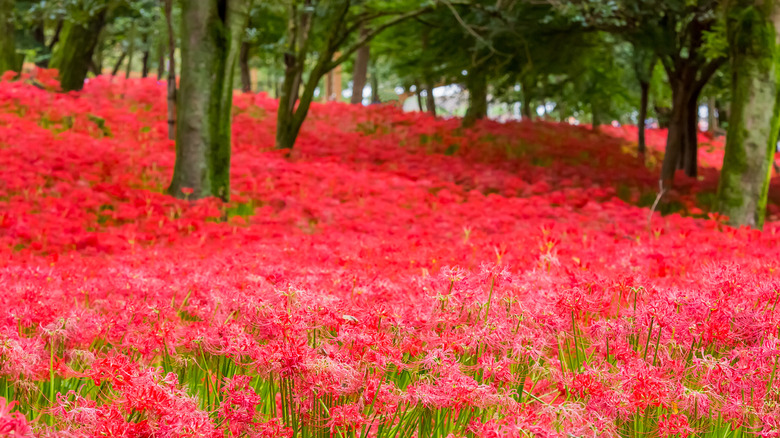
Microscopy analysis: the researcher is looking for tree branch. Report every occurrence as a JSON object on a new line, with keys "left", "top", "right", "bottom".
{"left": 326, "top": 7, "right": 431, "bottom": 71}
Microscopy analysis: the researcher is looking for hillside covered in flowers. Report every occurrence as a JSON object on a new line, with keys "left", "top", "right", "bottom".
{"left": 1, "top": 73, "right": 779, "bottom": 437}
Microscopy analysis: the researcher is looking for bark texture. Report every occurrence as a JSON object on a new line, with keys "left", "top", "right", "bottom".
{"left": 167, "top": 0, "right": 251, "bottom": 201}
{"left": 50, "top": 3, "right": 109, "bottom": 91}
{"left": 0, "top": 0, "right": 16, "bottom": 75}
{"left": 716, "top": 0, "right": 780, "bottom": 228}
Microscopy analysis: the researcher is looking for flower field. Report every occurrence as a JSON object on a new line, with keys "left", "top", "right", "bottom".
{"left": 1, "top": 71, "right": 780, "bottom": 437}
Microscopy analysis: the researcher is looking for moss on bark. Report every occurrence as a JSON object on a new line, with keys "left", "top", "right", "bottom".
{"left": 49, "top": 3, "right": 109, "bottom": 92}
{"left": 717, "top": 0, "right": 780, "bottom": 229}
{"left": 167, "top": 0, "right": 251, "bottom": 202}
{"left": 0, "top": 0, "right": 17, "bottom": 75}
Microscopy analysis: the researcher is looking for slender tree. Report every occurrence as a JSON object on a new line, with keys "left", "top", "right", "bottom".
{"left": 141, "top": 35, "right": 150, "bottom": 77}
{"left": 125, "top": 22, "right": 136, "bottom": 79}
{"left": 276, "top": 1, "right": 429, "bottom": 149}
{"left": 240, "top": 41, "right": 252, "bottom": 92}
{"left": 0, "top": 0, "right": 16, "bottom": 74}
{"left": 167, "top": 0, "right": 251, "bottom": 201}
{"left": 632, "top": 45, "right": 656, "bottom": 158}
{"left": 421, "top": 26, "right": 436, "bottom": 115}
{"left": 351, "top": 25, "right": 370, "bottom": 104}
{"left": 716, "top": 0, "right": 780, "bottom": 228}
{"left": 163, "top": 0, "right": 176, "bottom": 140}
{"left": 111, "top": 51, "right": 127, "bottom": 75}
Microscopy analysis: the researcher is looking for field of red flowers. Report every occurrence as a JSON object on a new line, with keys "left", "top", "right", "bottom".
{"left": 1, "top": 70, "right": 780, "bottom": 437}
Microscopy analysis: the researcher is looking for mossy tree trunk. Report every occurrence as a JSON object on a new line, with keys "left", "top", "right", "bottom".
{"left": 50, "top": 2, "right": 110, "bottom": 91}
{"left": 0, "top": 0, "right": 16, "bottom": 75}
{"left": 167, "top": 0, "right": 251, "bottom": 202}
{"left": 716, "top": 0, "right": 780, "bottom": 229}
{"left": 462, "top": 65, "right": 487, "bottom": 128}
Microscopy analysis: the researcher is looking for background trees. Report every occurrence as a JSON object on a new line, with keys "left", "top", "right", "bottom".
{"left": 1, "top": 0, "right": 779, "bottom": 229}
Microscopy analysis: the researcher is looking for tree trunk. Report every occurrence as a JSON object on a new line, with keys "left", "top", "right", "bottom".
{"left": 638, "top": 80, "right": 649, "bottom": 157}
{"left": 416, "top": 84, "right": 424, "bottom": 112}
{"left": 717, "top": 0, "right": 780, "bottom": 229}
{"left": 425, "top": 85, "right": 436, "bottom": 116}
{"left": 708, "top": 96, "right": 718, "bottom": 133}
{"left": 168, "top": 0, "right": 251, "bottom": 202}
{"left": 591, "top": 102, "right": 601, "bottom": 131}
{"left": 164, "top": 0, "right": 176, "bottom": 140}
{"left": 240, "top": 41, "right": 251, "bottom": 92}
{"left": 125, "top": 24, "right": 135, "bottom": 79}
{"left": 681, "top": 93, "right": 700, "bottom": 176}
{"left": 141, "top": 50, "right": 150, "bottom": 78}
{"left": 141, "top": 33, "right": 150, "bottom": 78}
{"left": 157, "top": 38, "right": 166, "bottom": 79}
{"left": 660, "top": 73, "right": 701, "bottom": 187}
{"left": 421, "top": 28, "right": 436, "bottom": 116}
{"left": 111, "top": 51, "right": 127, "bottom": 76}
{"left": 351, "top": 26, "right": 369, "bottom": 104}
{"left": 0, "top": 0, "right": 16, "bottom": 75}
{"left": 50, "top": 5, "right": 109, "bottom": 91}
{"left": 371, "top": 67, "right": 380, "bottom": 104}
{"left": 521, "top": 78, "right": 534, "bottom": 120}
{"left": 462, "top": 66, "right": 487, "bottom": 128}
{"left": 276, "top": 61, "right": 321, "bottom": 149}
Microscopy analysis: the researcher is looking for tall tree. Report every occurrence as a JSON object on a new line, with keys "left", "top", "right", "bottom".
{"left": 50, "top": 1, "right": 113, "bottom": 91}
{"left": 0, "top": 0, "right": 16, "bottom": 74}
{"left": 716, "top": 0, "right": 780, "bottom": 228}
{"left": 167, "top": 0, "right": 251, "bottom": 201}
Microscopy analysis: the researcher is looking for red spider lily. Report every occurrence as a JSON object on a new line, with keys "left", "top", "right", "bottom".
{"left": 1, "top": 72, "right": 780, "bottom": 437}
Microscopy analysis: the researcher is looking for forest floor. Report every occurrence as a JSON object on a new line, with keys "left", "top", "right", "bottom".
{"left": 1, "top": 72, "right": 779, "bottom": 437}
